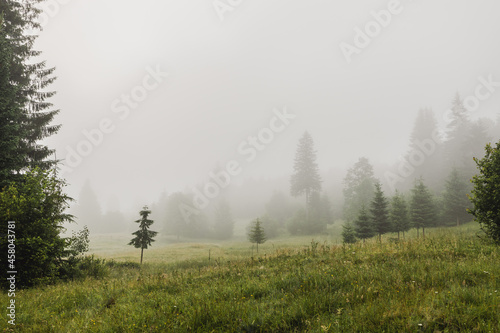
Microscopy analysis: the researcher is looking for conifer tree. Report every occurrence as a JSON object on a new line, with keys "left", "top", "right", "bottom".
{"left": 343, "top": 157, "right": 376, "bottom": 221}
{"left": 129, "top": 206, "right": 158, "bottom": 264}
{"left": 390, "top": 191, "right": 410, "bottom": 239}
{"left": 469, "top": 141, "right": 500, "bottom": 244}
{"left": 410, "top": 179, "right": 436, "bottom": 238}
{"left": 0, "top": 16, "right": 24, "bottom": 189}
{"left": 342, "top": 222, "right": 357, "bottom": 244}
{"left": 442, "top": 168, "right": 470, "bottom": 226}
{"left": 290, "top": 131, "right": 322, "bottom": 206}
{"left": 354, "top": 206, "right": 375, "bottom": 242}
{"left": 0, "top": 1, "right": 60, "bottom": 176}
{"left": 370, "top": 182, "right": 391, "bottom": 241}
{"left": 248, "top": 218, "right": 267, "bottom": 253}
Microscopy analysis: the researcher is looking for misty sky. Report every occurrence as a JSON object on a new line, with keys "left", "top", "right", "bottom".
{"left": 37, "top": 0, "right": 500, "bottom": 212}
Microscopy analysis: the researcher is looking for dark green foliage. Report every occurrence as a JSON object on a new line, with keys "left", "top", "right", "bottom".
{"left": 390, "top": 191, "right": 410, "bottom": 239}
{"left": 370, "top": 182, "right": 391, "bottom": 241}
{"left": 469, "top": 141, "right": 500, "bottom": 244}
{"left": 343, "top": 157, "right": 376, "bottom": 221}
{"left": 354, "top": 206, "right": 375, "bottom": 241}
{"left": 248, "top": 218, "right": 266, "bottom": 252}
{"left": 410, "top": 178, "right": 437, "bottom": 238}
{"left": 0, "top": 18, "right": 24, "bottom": 189}
{"left": 341, "top": 222, "right": 357, "bottom": 244}
{"left": 213, "top": 200, "right": 234, "bottom": 240}
{"left": 290, "top": 131, "right": 322, "bottom": 205}
{"left": 0, "top": 0, "right": 60, "bottom": 174}
{"left": 129, "top": 206, "right": 158, "bottom": 264}
{"left": 442, "top": 168, "right": 471, "bottom": 226}
{"left": 0, "top": 168, "right": 73, "bottom": 288}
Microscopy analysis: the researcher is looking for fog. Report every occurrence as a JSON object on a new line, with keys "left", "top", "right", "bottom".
{"left": 35, "top": 0, "right": 500, "bottom": 233}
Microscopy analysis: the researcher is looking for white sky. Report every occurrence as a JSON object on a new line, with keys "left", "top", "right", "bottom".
{"left": 37, "top": 0, "right": 500, "bottom": 210}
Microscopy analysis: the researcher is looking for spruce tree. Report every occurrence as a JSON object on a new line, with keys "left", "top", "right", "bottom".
{"left": 343, "top": 157, "right": 376, "bottom": 221}
{"left": 468, "top": 141, "right": 500, "bottom": 244}
{"left": 0, "top": 1, "right": 60, "bottom": 175}
{"left": 248, "top": 218, "right": 267, "bottom": 253}
{"left": 129, "top": 206, "right": 158, "bottom": 264}
{"left": 354, "top": 206, "right": 375, "bottom": 242}
{"left": 0, "top": 16, "right": 24, "bottom": 189}
{"left": 290, "top": 131, "right": 322, "bottom": 206}
{"left": 342, "top": 222, "right": 357, "bottom": 244}
{"left": 370, "top": 182, "right": 391, "bottom": 241}
{"left": 390, "top": 191, "right": 410, "bottom": 239}
{"left": 410, "top": 179, "right": 436, "bottom": 238}
{"left": 442, "top": 168, "right": 470, "bottom": 226}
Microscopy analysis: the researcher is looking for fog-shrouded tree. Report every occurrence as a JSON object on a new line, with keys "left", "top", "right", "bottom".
{"left": 442, "top": 168, "right": 471, "bottom": 227}
{"left": 404, "top": 108, "right": 443, "bottom": 193}
{"left": 370, "top": 182, "right": 391, "bottom": 242}
{"left": 73, "top": 180, "right": 103, "bottom": 233}
{"left": 444, "top": 93, "right": 471, "bottom": 175}
{"left": 390, "top": 191, "right": 410, "bottom": 239}
{"left": 343, "top": 157, "right": 376, "bottom": 222}
{"left": 129, "top": 206, "right": 158, "bottom": 264}
{"left": 410, "top": 178, "right": 436, "bottom": 239}
{"left": 354, "top": 206, "right": 375, "bottom": 243}
{"left": 468, "top": 141, "right": 500, "bottom": 244}
{"left": 290, "top": 131, "right": 322, "bottom": 207}
{"left": 213, "top": 200, "right": 234, "bottom": 240}
{"left": 265, "top": 190, "right": 293, "bottom": 227}
{"left": 342, "top": 222, "right": 357, "bottom": 244}
{"left": 248, "top": 218, "right": 266, "bottom": 253}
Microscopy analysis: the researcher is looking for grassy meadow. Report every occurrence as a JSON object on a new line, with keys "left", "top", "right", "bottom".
{"left": 2, "top": 223, "right": 500, "bottom": 332}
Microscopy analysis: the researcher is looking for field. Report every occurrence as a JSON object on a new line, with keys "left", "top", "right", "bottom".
{"left": 2, "top": 223, "right": 500, "bottom": 332}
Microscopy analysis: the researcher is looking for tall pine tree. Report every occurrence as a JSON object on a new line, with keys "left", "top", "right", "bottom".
{"left": 290, "top": 131, "right": 322, "bottom": 206}
{"left": 0, "top": 16, "right": 24, "bottom": 189}
{"left": 0, "top": 1, "right": 60, "bottom": 176}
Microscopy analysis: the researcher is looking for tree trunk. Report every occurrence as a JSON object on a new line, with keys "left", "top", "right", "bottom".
{"left": 398, "top": 231, "right": 400, "bottom": 240}
{"left": 422, "top": 227, "right": 425, "bottom": 240}
{"left": 256, "top": 243, "right": 259, "bottom": 253}
{"left": 140, "top": 247, "right": 144, "bottom": 265}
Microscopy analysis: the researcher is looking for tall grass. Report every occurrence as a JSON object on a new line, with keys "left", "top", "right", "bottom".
{"left": 2, "top": 224, "right": 499, "bottom": 332}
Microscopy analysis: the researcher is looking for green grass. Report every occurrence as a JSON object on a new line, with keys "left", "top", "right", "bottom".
{"left": 2, "top": 223, "right": 500, "bottom": 332}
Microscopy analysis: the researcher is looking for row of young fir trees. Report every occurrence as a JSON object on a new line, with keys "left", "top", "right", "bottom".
{"left": 342, "top": 179, "right": 435, "bottom": 244}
